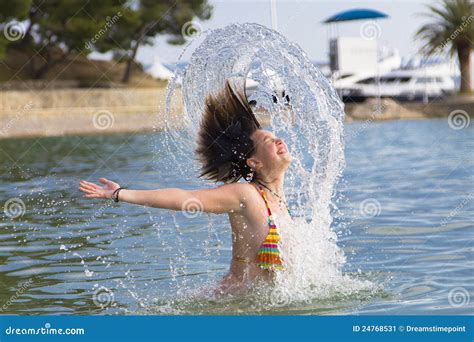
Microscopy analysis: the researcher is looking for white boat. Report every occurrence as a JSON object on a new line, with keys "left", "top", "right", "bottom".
{"left": 332, "top": 48, "right": 402, "bottom": 91}
{"left": 342, "top": 58, "right": 457, "bottom": 101}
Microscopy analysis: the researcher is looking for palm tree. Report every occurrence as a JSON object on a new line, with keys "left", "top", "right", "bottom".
{"left": 416, "top": 0, "right": 474, "bottom": 93}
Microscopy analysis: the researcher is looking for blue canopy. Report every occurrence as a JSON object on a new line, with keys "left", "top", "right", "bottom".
{"left": 323, "top": 9, "right": 388, "bottom": 23}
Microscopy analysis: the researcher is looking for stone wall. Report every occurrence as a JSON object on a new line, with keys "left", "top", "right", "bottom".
{"left": 0, "top": 88, "right": 472, "bottom": 139}
{"left": 0, "top": 88, "right": 184, "bottom": 138}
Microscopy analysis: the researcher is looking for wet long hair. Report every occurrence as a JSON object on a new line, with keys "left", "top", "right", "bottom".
{"left": 196, "top": 81, "right": 261, "bottom": 183}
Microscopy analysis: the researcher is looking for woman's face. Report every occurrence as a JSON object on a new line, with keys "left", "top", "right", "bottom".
{"left": 249, "top": 129, "right": 292, "bottom": 173}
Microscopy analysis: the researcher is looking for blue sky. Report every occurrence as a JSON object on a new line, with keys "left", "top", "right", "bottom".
{"left": 136, "top": 0, "right": 437, "bottom": 65}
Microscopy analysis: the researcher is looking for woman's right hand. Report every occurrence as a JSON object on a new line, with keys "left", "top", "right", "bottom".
{"left": 79, "top": 178, "right": 120, "bottom": 200}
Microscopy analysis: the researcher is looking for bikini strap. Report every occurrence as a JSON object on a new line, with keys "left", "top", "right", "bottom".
{"left": 252, "top": 183, "right": 273, "bottom": 218}
{"left": 253, "top": 182, "right": 292, "bottom": 218}
{"left": 252, "top": 182, "right": 285, "bottom": 271}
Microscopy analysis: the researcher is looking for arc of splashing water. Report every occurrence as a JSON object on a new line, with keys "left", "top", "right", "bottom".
{"left": 163, "top": 23, "right": 345, "bottom": 221}
{"left": 156, "top": 23, "right": 379, "bottom": 309}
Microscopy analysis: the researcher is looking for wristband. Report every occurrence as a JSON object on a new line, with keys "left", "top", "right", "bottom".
{"left": 112, "top": 187, "right": 126, "bottom": 202}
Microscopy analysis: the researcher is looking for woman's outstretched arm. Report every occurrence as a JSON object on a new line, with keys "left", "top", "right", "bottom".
{"left": 79, "top": 178, "right": 248, "bottom": 214}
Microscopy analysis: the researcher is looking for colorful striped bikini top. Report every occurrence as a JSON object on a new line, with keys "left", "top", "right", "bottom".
{"left": 253, "top": 183, "right": 288, "bottom": 271}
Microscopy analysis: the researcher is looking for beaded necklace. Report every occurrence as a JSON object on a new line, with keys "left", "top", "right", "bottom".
{"left": 254, "top": 180, "right": 291, "bottom": 216}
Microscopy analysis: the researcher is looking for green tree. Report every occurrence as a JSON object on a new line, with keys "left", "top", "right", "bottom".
{"left": 1, "top": 0, "right": 123, "bottom": 79}
{"left": 99, "top": 0, "right": 212, "bottom": 83}
{"left": 416, "top": 0, "right": 474, "bottom": 93}
{"left": 0, "top": 0, "right": 31, "bottom": 58}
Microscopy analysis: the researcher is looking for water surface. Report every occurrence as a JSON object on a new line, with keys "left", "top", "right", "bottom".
{"left": 0, "top": 119, "right": 472, "bottom": 315}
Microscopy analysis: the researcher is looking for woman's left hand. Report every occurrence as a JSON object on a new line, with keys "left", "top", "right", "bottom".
{"left": 79, "top": 178, "right": 120, "bottom": 199}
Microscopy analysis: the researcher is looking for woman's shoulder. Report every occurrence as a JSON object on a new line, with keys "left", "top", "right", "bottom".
{"left": 217, "top": 182, "right": 259, "bottom": 200}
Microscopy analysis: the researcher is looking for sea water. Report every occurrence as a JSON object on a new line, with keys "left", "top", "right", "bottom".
{"left": 0, "top": 120, "right": 471, "bottom": 314}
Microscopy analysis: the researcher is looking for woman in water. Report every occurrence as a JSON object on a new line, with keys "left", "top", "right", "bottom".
{"left": 79, "top": 81, "right": 292, "bottom": 295}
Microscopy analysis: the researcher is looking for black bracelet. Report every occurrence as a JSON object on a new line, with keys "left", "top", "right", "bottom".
{"left": 112, "top": 187, "right": 126, "bottom": 202}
